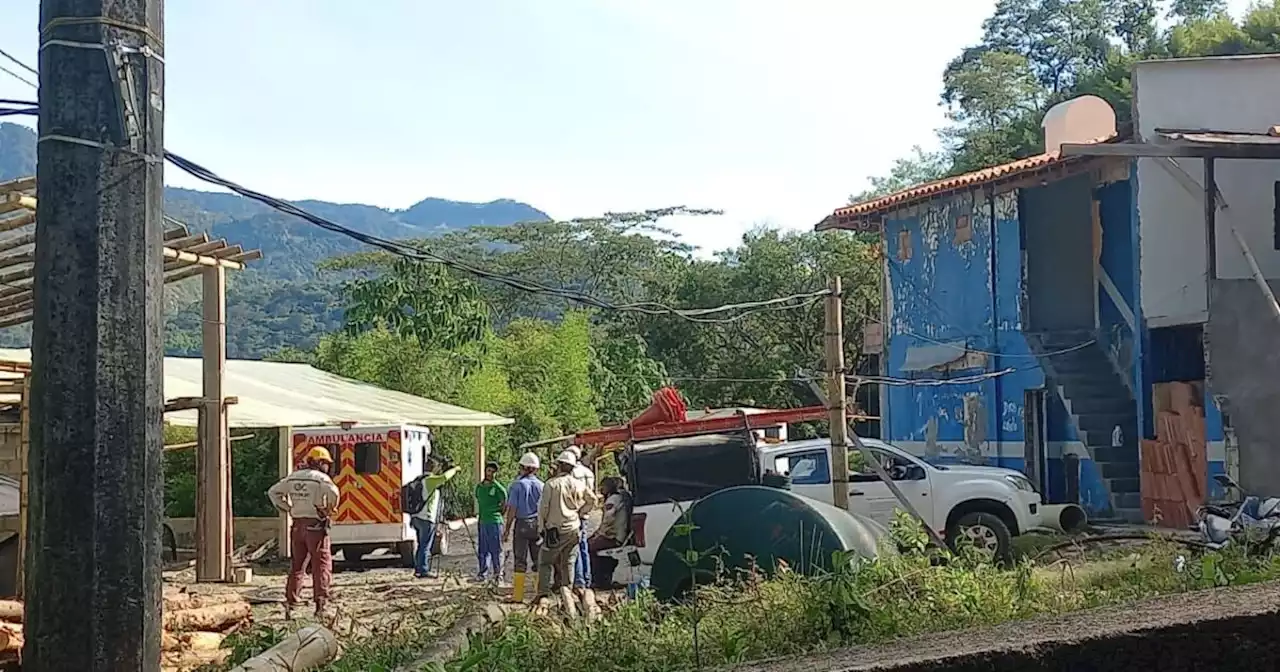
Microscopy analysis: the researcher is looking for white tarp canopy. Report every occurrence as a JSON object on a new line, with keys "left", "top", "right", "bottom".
{"left": 0, "top": 349, "right": 513, "bottom": 429}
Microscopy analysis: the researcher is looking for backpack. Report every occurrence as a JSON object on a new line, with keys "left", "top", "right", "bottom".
{"left": 401, "top": 475, "right": 429, "bottom": 515}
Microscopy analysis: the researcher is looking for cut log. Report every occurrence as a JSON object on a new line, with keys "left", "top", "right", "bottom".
{"left": 163, "top": 590, "right": 248, "bottom": 612}
{"left": 164, "top": 601, "right": 253, "bottom": 632}
{"left": 162, "top": 648, "right": 231, "bottom": 672}
{"left": 579, "top": 588, "right": 600, "bottom": 623}
{"left": 230, "top": 625, "right": 339, "bottom": 672}
{"left": 0, "top": 600, "right": 21, "bottom": 623}
{"left": 162, "top": 631, "right": 181, "bottom": 652}
{"left": 0, "top": 622, "right": 22, "bottom": 652}
{"left": 182, "top": 631, "right": 225, "bottom": 651}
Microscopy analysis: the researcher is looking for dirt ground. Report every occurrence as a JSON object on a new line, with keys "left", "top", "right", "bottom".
{"left": 163, "top": 520, "right": 523, "bottom": 637}
{"left": 736, "top": 580, "right": 1280, "bottom": 672}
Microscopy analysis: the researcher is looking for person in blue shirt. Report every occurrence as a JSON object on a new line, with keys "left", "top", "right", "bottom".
{"left": 503, "top": 451, "right": 544, "bottom": 602}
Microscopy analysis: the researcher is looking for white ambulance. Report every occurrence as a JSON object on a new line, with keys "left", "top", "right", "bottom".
{"left": 289, "top": 424, "right": 433, "bottom": 564}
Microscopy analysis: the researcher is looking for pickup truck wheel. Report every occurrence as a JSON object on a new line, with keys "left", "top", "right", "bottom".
{"left": 947, "top": 512, "right": 1013, "bottom": 567}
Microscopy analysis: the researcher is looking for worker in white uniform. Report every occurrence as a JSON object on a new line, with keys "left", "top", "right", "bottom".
{"left": 267, "top": 446, "right": 341, "bottom": 619}
{"left": 566, "top": 445, "right": 596, "bottom": 589}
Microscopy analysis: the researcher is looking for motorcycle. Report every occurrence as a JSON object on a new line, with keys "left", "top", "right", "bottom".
{"left": 1194, "top": 473, "right": 1280, "bottom": 553}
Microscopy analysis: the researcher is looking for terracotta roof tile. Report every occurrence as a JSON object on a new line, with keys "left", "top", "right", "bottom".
{"left": 820, "top": 134, "right": 1121, "bottom": 231}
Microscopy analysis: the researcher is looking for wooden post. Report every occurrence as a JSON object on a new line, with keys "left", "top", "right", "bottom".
{"left": 277, "top": 426, "right": 293, "bottom": 560}
{"left": 824, "top": 276, "right": 850, "bottom": 509}
{"left": 28, "top": 0, "right": 166, "bottom": 666}
{"left": 196, "top": 266, "right": 230, "bottom": 582}
{"left": 16, "top": 376, "right": 28, "bottom": 598}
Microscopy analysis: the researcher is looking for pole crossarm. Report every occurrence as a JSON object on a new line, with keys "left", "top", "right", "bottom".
{"left": 0, "top": 177, "right": 262, "bottom": 327}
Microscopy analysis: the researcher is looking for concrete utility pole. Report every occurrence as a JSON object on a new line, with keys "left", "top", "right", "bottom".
{"left": 28, "top": 1, "right": 165, "bottom": 669}
{"left": 824, "top": 276, "right": 850, "bottom": 510}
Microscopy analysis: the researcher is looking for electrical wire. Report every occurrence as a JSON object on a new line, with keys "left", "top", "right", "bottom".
{"left": 0, "top": 47, "right": 36, "bottom": 77}
{"left": 668, "top": 367, "right": 1025, "bottom": 387}
{"left": 0, "top": 64, "right": 34, "bottom": 90}
{"left": 0, "top": 99, "right": 831, "bottom": 323}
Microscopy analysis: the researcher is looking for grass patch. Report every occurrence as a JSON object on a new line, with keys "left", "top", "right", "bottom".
{"left": 438, "top": 515, "right": 1280, "bottom": 671}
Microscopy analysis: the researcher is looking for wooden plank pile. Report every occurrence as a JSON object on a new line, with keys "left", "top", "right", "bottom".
{"left": 162, "top": 586, "right": 254, "bottom": 671}
{"left": 1140, "top": 381, "right": 1209, "bottom": 529}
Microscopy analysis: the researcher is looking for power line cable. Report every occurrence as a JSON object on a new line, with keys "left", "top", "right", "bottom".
{"left": 0, "top": 47, "right": 37, "bottom": 77}
{"left": 0, "top": 100, "right": 830, "bottom": 323}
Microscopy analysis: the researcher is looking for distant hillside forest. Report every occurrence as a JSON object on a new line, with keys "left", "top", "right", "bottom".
{"left": 0, "top": 121, "right": 549, "bottom": 357}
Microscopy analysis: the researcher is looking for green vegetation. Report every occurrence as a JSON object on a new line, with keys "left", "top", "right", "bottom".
{"left": 437, "top": 516, "right": 1280, "bottom": 672}
{"left": 855, "top": 0, "right": 1280, "bottom": 201}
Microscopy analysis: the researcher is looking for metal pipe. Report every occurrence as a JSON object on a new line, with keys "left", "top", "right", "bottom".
{"left": 1037, "top": 503, "right": 1089, "bottom": 534}
{"left": 1228, "top": 225, "right": 1280, "bottom": 325}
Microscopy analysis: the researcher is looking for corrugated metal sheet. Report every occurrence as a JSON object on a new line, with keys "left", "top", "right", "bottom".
{"left": 0, "top": 349, "right": 513, "bottom": 429}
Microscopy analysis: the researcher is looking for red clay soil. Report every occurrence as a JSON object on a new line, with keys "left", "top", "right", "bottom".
{"left": 735, "top": 581, "right": 1280, "bottom": 672}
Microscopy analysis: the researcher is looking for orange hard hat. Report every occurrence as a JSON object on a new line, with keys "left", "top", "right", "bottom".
{"left": 306, "top": 446, "right": 334, "bottom": 463}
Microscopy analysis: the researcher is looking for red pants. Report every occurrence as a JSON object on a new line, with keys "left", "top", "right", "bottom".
{"left": 286, "top": 518, "right": 332, "bottom": 607}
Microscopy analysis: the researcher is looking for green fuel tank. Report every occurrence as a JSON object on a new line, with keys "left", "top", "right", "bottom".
{"left": 649, "top": 485, "right": 889, "bottom": 601}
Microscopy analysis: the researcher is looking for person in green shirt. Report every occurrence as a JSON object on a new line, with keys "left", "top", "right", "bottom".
{"left": 475, "top": 461, "right": 507, "bottom": 583}
{"left": 412, "top": 457, "right": 458, "bottom": 579}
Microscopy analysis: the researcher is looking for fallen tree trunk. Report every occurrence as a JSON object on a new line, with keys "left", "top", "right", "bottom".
{"left": 164, "top": 602, "right": 253, "bottom": 632}
{"left": 230, "top": 625, "right": 339, "bottom": 672}
{"left": 394, "top": 604, "right": 514, "bottom": 671}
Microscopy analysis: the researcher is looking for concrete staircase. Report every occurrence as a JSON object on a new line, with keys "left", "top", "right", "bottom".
{"left": 1028, "top": 329, "right": 1142, "bottom": 523}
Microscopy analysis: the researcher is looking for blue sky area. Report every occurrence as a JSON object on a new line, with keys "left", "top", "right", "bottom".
{"left": 0, "top": 1, "right": 1256, "bottom": 253}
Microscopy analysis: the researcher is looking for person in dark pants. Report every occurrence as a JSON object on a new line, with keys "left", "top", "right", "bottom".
{"left": 412, "top": 457, "right": 458, "bottom": 579}
{"left": 267, "top": 446, "right": 340, "bottom": 619}
{"left": 475, "top": 460, "right": 507, "bottom": 583}
{"left": 588, "top": 476, "right": 632, "bottom": 589}
{"left": 503, "top": 451, "right": 544, "bottom": 601}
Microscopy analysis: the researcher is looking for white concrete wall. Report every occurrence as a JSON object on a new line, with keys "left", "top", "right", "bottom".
{"left": 1134, "top": 55, "right": 1280, "bottom": 326}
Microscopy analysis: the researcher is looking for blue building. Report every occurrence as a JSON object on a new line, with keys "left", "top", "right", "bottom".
{"left": 819, "top": 95, "right": 1228, "bottom": 522}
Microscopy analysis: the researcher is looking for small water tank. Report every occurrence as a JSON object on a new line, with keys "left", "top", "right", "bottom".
{"left": 649, "top": 486, "right": 887, "bottom": 601}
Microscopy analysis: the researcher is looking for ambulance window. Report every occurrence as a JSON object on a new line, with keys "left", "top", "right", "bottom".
{"left": 354, "top": 442, "right": 381, "bottom": 474}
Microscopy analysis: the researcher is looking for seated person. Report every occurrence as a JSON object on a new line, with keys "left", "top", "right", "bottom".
{"left": 588, "top": 476, "right": 631, "bottom": 590}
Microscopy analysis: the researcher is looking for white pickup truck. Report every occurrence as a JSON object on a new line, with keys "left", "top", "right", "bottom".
{"left": 760, "top": 437, "right": 1047, "bottom": 562}
{"left": 626, "top": 435, "right": 1057, "bottom": 572}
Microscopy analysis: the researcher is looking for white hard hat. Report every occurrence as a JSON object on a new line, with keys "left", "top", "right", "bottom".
{"left": 519, "top": 452, "right": 541, "bottom": 469}
{"left": 556, "top": 450, "right": 578, "bottom": 466}
{"left": 567, "top": 445, "right": 583, "bottom": 458}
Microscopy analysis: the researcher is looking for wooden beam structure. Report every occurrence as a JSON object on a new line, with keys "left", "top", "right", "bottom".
{"left": 1061, "top": 131, "right": 1280, "bottom": 160}
{"left": 0, "top": 175, "right": 261, "bottom": 590}
{"left": 277, "top": 427, "right": 293, "bottom": 561}
{"left": 0, "top": 178, "right": 263, "bottom": 329}
{"left": 196, "top": 267, "right": 230, "bottom": 582}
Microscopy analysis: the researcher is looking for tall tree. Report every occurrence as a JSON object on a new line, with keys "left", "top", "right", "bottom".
{"left": 850, "top": 146, "right": 949, "bottom": 203}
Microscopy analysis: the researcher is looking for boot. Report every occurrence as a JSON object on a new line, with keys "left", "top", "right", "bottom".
{"left": 512, "top": 573, "right": 526, "bottom": 603}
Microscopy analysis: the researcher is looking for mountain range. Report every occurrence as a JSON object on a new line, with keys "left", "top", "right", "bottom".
{"left": 0, "top": 121, "right": 550, "bottom": 356}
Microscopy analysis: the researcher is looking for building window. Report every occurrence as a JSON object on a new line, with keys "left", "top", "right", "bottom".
{"left": 1273, "top": 181, "right": 1279, "bottom": 250}
{"left": 354, "top": 442, "right": 381, "bottom": 474}
{"left": 955, "top": 214, "right": 972, "bottom": 244}
{"left": 897, "top": 229, "right": 912, "bottom": 261}
{"left": 773, "top": 450, "right": 830, "bottom": 485}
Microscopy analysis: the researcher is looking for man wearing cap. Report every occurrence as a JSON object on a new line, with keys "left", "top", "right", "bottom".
{"left": 474, "top": 460, "right": 507, "bottom": 583}
{"left": 566, "top": 445, "right": 596, "bottom": 589}
{"left": 503, "top": 451, "right": 543, "bottom": 602}
{"left": 536, "top": 450, "right": 597, "bottom": 599}
{"left": 268, "top": 446, "right": 341, "bottom": 619}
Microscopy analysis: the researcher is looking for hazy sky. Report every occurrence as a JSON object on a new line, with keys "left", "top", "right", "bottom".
{"left": 0, "top": 1, "right": 1256, "bottom": 253}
